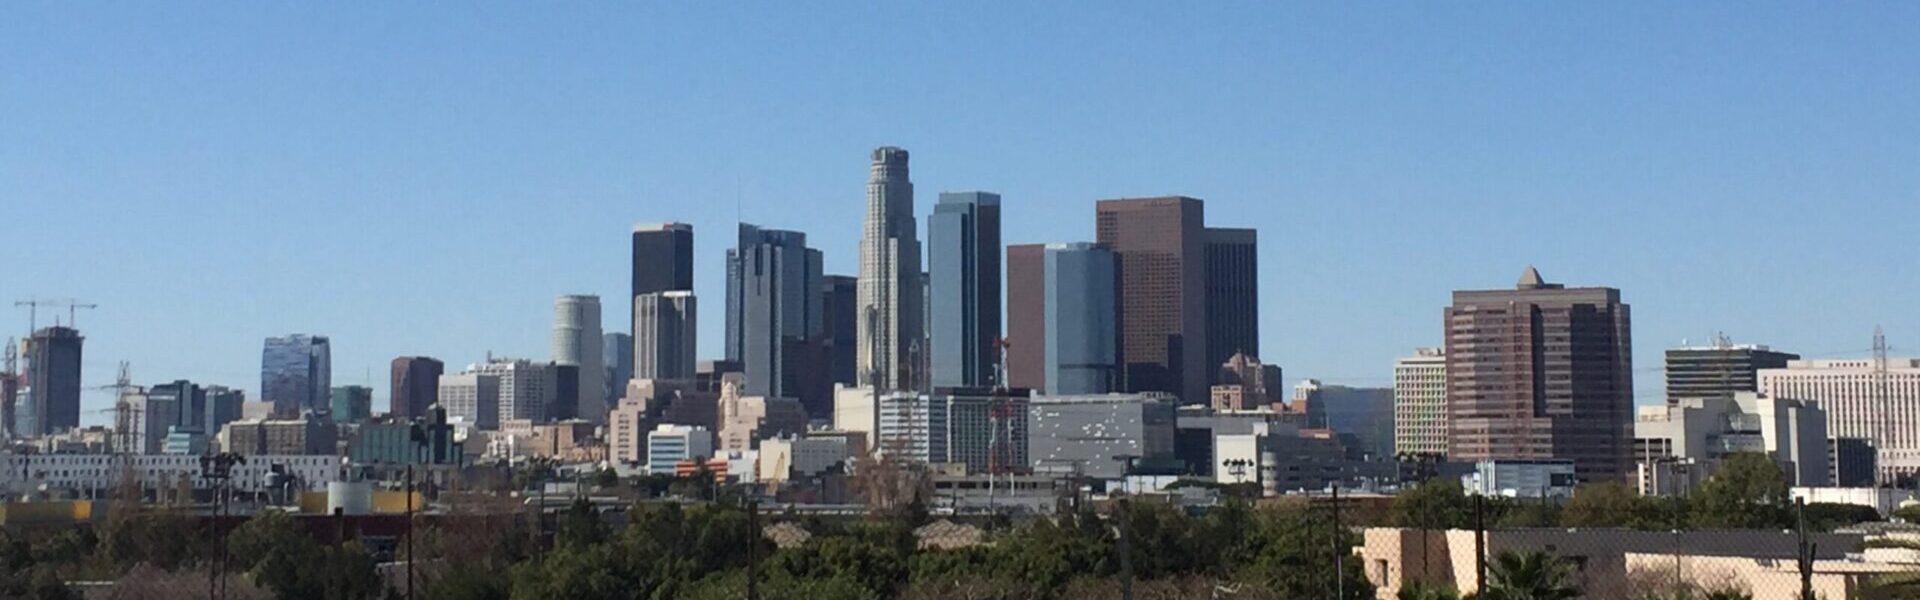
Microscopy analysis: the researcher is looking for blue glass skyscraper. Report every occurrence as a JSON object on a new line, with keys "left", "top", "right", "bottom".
{"left": 928, "top": 192, "right": 1002, "bottom": 388}
{"left": 725, "top": 224, "right": 826, "bottom": 411}
{"left": 1044, "top": 243, "right": 1116, "bottom": 395}
{"left": 261, "top": 334, "right": 330, "bottom": 417}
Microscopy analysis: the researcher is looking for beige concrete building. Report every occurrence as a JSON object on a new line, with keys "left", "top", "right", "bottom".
{"left": 1357, "top": 527, "right": 1862, "bottom": 599}
{"left": 1623, "top": 547, "right": 1920, "bottom": 600}
{"left": 1760, "top": 357, "right": 1920, "bottom": 480}
{"left": 1394, "top": 347, "right": 1448, "bottom": 457}
{"left": 716, "top": 382, "right": 806, "bottom": 452}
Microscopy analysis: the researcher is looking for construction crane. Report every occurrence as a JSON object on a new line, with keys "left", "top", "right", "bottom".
{"left": 13, "top": 298, "right": 98, "bottom": 332}
{"left": 85, "top": 361, "right": 142, "bottom": 454}
{"left": 2, "top": 338, "right": 16, "bottom": 440}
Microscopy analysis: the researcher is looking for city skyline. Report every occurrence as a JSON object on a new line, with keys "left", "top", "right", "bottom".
{"left": 5, "top": 5, "right": 1918, "bottom": 422}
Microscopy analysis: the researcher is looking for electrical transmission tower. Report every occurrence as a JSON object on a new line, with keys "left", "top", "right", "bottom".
{"left": 91, "top": 361, "right": 143, "bottom": 454}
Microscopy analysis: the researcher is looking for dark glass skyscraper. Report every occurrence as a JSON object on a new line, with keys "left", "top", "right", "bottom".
{"left": 147, "top": 379, "right": 205, "bottom": 433}
{"left": 390, "top": 356, "right": 444, "bottom": 419}
{"left": 1445, "top": 267, "right": 1634, "bottom": 482}
{"left": 631, "top": 222, "right": 694, "bottom": 302}
{"left": 261, "top": 334, "right": 330, "bottom": 417}
{"left": 1044, "top": 243, "right": 1117, "bottom": 395}
{"left": 330, "top": 385, "right": 373, "bottom": 423}
{"left": 204, "top": 385, "right": 243, "bottom": 436}
{"left": 603, "top": 332, "right": 632, "bottom": 403}
{"left": 23, "top": 326, "right": 83, "bottom": 436}
{"left": 1203, "top": 227, "right": 1258, "bottom": 383}
{"left": 632, "top": 222, "right": 695, "bottom": 380}
{"left": 725, "top": 224, "right": 825, "bottom": 405}
{"left": 1664, "top": 343, "right": 1799, "bottom": 404}
{"left": 821, "top": 275, "right": 859, "bottom": 387}
{"left": 1096, "top": 197, "right": 1208, "bottom": 404}
{"left": 929, "top": 192, "right": 1002, "bottom": 388}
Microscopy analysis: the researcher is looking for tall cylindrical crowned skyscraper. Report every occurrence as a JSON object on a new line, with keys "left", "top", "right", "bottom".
{"left": 857, "top": 147, "right": 924, "bottom": 392}
{"left": 553, "top": 295, "right": 606, "bottom": 423}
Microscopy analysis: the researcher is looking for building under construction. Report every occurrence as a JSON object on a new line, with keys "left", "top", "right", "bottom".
{"left": 19, "top": 326, "right": 84, "bottom": 437}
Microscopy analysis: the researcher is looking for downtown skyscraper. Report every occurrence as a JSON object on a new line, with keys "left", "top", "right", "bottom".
{"left": 928, "top": 191, "right": 1002, "bottom": 388}
{"left": 1444, "top": 267, "right": 1634, "bottom": 482}
{"left": 20, "top": 326, "right": 83, "bottom": 436}
{"left": 1096, "top": 196, "right": 1208, "bottom": 405}
{"left": 1042, "top": 243, "right": 1117, "bottom": 395}
{"left": 389, "top": 356, "right": 444, "bottom": 420}
{"left": 635, "top": 291, "right": 697, "bottom": 381}
{"left": 857, "top": 146, "right": 924, "bottom": 392}
{"left": 632, "top": 222, "right": 695, "bottom": 381}
{"left": 261, "top": 334, "right": 330, "bottom": 418}
{"left": 725, "top": 223, "right": 829, "bottom": 414}
{"left": 1203, "top": 227, "right": 1259, "bottom": 382}
{"left": 553, "top": 294, "right": 606, "bottom": 422}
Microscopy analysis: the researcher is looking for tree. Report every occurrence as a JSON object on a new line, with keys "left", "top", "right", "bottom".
{"left": 1561, "top": 481, "right": 1640, "bottom": 528}
{"left": 1399, "top": 580, "right": 1463, "bottom": 600}
{"left": 593, "top": 466, "right": 620, "bottom": 489}
{"left": 1391, "top": 479, "right": 1474, "bottom": 531}
{"left": 1482, "top": 550, "right": 1580, "bottom": 600}
{"left": 1241, "top": 503, "right": 1375, "bottom": 600}
{"left": 556, "top": 498, "right": 607, "bottom": 549}
{"left": 509, "top": 545, "right": 630, "bottom": 600}
{"left": 229, "top": 510, "right": 382, "bottom": 600}
{"left": 1690, "top": 453, "right": 1791, "bottom": 530}
{"left": 1801, "top": 502, "right": 1880, "bottom": 532}
{"left": 423, "top": 565, "right": 511, "bottom": 600}
{"left": 0, "top": 531, "right": 78, "bottom": 600}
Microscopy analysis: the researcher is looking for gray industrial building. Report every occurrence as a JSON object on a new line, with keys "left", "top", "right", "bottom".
{"left": 1028, "top": 393, "right": 1176, "bottom": 479}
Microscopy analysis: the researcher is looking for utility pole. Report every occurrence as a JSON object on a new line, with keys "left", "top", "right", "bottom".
{"left": 1874, "top": 326, "right": 1891, "bottom": 486}
{"left": 1332, "top": 483, "right": 1344, "bottom": 600}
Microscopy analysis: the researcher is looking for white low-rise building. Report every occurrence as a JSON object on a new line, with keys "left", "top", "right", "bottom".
{"left": 646, "top": 424, "right": 713, "bottom": 475}
{"left": 1635, "top": 391, "right": 1830, "bottom": 486}
{"left": 0, "top": 453, "right": 341, "bottom": 496}
{"left": 1462, "top": 459, "right": 1576, "bottom": 498}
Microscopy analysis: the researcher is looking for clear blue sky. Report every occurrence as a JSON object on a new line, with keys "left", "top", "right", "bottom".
{"left": 4, "top": 4, "right": 1916, "bottom": 422}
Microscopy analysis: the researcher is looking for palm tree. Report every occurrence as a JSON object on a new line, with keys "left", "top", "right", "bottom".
{"left": 1481, "top": 550, "right": 1581, "bottom": 600}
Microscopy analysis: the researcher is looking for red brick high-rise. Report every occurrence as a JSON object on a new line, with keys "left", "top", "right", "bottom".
{"left": 1444, "top": 266, "right": 1633, "bottom": 482}
{"left": 1095, "top": 197, "right": 1208, "bottom": 405}
{"left": 1004, "top": 244, "right": 1047, "bottom": 392}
